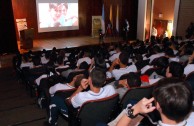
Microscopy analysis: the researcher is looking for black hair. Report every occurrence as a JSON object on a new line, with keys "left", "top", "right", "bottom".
{"left": 184, "top": 44, "right": 193, "bottom": 55}
{"left": 79, "top": 61, "right": 89, "bottom": 70}
{"left": 32, "top": 55, "right": 41, "bottom": 66}
{"left": 127, "top": 72, "right": 141, "bottom": 87}
{"left": 152, "top": 45, "right": 161, "bottom": 54}
{"left": 168, "top": 62, "right": 184, "bottom": 78}
{"left": 165, "top": 48, "right": 175, "bottom": 57}
{"left": 90, "top": 68, "right": 106, "bottom": 88}
{"left": 153, "top": 78, "right": 193, "bottom": 122}
{"left": 119, "top": 52, "right": 129, "bottom": 65}
{"left": 57, "top": 56, "right": 64, "bottom": 65}
{"left": 94, "top": 54, "right": 107, "bottom": 71}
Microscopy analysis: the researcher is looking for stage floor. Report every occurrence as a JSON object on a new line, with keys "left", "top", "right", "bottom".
{"left": 18, "top": 36, "right": 122, "bottom": 53}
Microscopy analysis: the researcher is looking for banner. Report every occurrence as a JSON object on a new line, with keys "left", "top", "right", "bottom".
{"left": 92, "top": 16, "right": 102, "bottom": 37}
{"left": 16, "top": 18, "right": 28, "bottom": 38}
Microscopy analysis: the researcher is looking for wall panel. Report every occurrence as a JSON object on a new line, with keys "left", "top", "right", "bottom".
{"left": 177, "top": 0, "right": 194, "bottom": 38}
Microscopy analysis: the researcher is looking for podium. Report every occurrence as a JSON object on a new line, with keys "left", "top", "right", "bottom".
{"left": 20, "top": 28, "right": 34, "bottom": 49}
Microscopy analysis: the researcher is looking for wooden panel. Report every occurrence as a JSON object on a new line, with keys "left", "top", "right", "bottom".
{"left": 12, "top": 0, "right": 102, "bottom": 40}
{"left": 177, "top": 0, "right": 194, "bottom": 38}
{"left": 12, "top": 0, "right": 138, "bottom": 41}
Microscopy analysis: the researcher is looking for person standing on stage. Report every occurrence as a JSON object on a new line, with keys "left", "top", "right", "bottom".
{"left": 123, "top": 19, "right": 130, "bottom": 42}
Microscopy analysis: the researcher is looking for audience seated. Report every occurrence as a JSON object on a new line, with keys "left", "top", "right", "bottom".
{"left": 114, "top": 72, "right": 142, "bottom": 99}
{"left": 165, "top": 48, "right": 179, "bottom": 63}
{"left": 166, "top": 61, "right": 184, "bottom": 79}
{"left": 148, "top": 45, "right": 165, "bottom": 64}
{"left": 184, "top": 50, "right": 194, "bottom": 76}
{"left": 116, "top": 78, "right": 193, "bottom": 126}
{"left": 47, "top": 68, "right": 116, "bottom": 125}
{"left": 14, "top": 36, "right": 194, "bottom": 126}
{"left": 108, "top": 52, "right": 137, "bottom": 80}
{"left": 76, "top": 51, "right": 91, "bottom": 68}
{"left": 109, "top": 46, "right": 122, "bottom": 62}
{"left": 179, "top": 43, "right": 193, "bottom": 63}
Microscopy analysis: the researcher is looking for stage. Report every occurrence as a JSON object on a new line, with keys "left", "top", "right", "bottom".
{"left": 17, "top": 36, "right": 123, "bottom": 53}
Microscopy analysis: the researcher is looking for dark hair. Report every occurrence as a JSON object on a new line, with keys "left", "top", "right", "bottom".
{"left": 184, "top": 44, "right": 193, "bottom": 55}
{"left": 119, "top": 52, "right": 129, "bottom": 65}
{"left": 168, "top": 62, "right": 184, "bottom": 78}
{"left": 79, "top": 61, "right": 89, "bottom": 70}
{"left": 32, "top": 56, "right": 41, "bottom": 66}
{"left": 152, "top": 45, "right": 161, "bottom": 54}
{"left": 57, "top": 56, "right": 64, "bottom": 65}
{"left": 94, "top": 54, "right": 107, "bottom": 71}
{"left": 74, "top": 74, "right": 86, "bottom": 88}
{"left": 153, "top": 78, "right": 193, "bottom": 122}
{"left": 90, "top": 68, "right": 106, "bottom": 88}
{"left": 165, "top": 48, "right": 175, "bottom": 57}
{"left": 135, "top": 54, "right": 143, "bottom": 62}
{"left": 155, "top": 57, "right": 169, "bottom": 68}
{"left": 127, "top": 72, "right": 141, "bottom": 87}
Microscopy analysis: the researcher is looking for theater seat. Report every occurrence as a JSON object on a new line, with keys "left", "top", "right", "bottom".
{"left": 120, "top": 85, "right": 154, "bottom": 110}
{"left": 67, "top": 93, "right": 119, "bottom": 126}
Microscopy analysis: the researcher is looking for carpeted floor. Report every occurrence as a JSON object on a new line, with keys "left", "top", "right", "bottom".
{"left": 0, "top": 55, "right": 68, "bottom": 126}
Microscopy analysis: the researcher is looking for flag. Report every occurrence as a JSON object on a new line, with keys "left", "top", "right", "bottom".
{"left": 101, "top": 4, "right": 105, "bottom": 34}
{"left": 116, "top": 4, "right": 119, "bottom": 33}
{"left": 109, "top": 4, "right": 113, "bottom": 28}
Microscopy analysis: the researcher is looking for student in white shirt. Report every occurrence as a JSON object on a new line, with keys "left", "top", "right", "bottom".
{"left": 184, "top": 51, "right": 194, "bottom": 76}
{"left": 149, "top": 46, "right": 165, "bottom": 64}
{"left": 76, "top": 51, "right": 91, "bottom": 68}
{"left": 115, "top": 72, "right": 141, "bottom": 99}
{"left": 49, "top": 74, "right": 84, "bottom": 96}
{"left": 164, "top": 48, "right": 179, "bottom": 63}
{"left": 48, "top": 68, "right": 116, "bottom": 125}
{"left": 117, "top": 78, "right": 193, "bottom": 126}
{"left": 109, "top": 46, "right": 121, "bottom": 62}
{"left": 108, "top": 52, "right": 137, "bottom": 80}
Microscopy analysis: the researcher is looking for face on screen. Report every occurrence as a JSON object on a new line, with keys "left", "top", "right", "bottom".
{"left": 49, "top": 3, "right": 60, "bottom": 21}
{"left": 58, "top": 3, "right": 68, "bottom": 16}
{"left": 37, "top": 0, "right": 79, "bottom": 32}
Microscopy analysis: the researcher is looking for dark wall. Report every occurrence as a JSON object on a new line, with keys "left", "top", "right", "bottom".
{"left": 12, "top": 0, "right": 103, "bottom": 40}
{"left": 0, "top": 1, "right": 18, "bottom": 53}
{"left": 12, "top": 0, "right": 138, "bottom": 40}
{"left": 104, "top": 0, "right": 138, "bottom": 40}
{"left": 0, "top": 0, "right": 138, "bottom": 54}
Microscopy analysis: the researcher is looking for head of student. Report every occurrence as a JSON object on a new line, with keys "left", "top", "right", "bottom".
{"left": 89, "top": 68, "right": 106, "bottom": 88}
{"left": 166, "top": 62, "right": 184, "bottom": 78}
{"left": 126, "top": 72, "right": 141, "bottom": 87}
{"left": 119, "top": 52, "right": 129, "bottom": 66}
{"left": 153, "top": 78, "right": 193, "bottom": 122}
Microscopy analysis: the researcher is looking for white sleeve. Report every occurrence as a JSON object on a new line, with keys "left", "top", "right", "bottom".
{"left": 71, "top": 93, "right": 84, "bottom": 108}
{"left": 49, "top": 85, "right": 58, "bottom": 95}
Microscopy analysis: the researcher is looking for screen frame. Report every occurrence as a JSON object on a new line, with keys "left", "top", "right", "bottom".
{"left": 36, "top": 0, "right": 79, "bottom": 33}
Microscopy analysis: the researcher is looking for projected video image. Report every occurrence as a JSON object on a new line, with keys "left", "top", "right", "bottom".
{"left": 36, "top": 0, "right": 79, "bottom": 32}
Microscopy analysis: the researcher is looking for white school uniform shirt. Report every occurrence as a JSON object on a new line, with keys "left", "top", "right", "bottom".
{"left": 41, "top": 56, "right": 49, "bottom": 64}
{"left": 141, "top": 65, "right": 154, "bottom": 74}
{"left": 35, "top": 74, "right": 48, "bottom": 86}
{"left": 109, "top": 52, "right": 121, "bottom": 62}
{"left": 157, "top": 120, "right": 187, "bottom": 126}
{"left": 71, "top": 85, "right": 116, "bottom": 108}
{"left": 49, "top": 83, "right": 75, "bottom": 96}
{"left": 76, "top": 57, "right": 91, "bottom": 67}
{"left": 149, "top": 53, "right": 165, "bottom": 63}
{"left": 109, "top": 50, "right": 116, "bottom": 56}
{"left": 112, "top": 65, "right": 137, "bottom": 80}
{"left": 168, "top": 57, "right": 180, "bottom": 63}
{"left": 184, "top": 64, "right": 194, "bottom": 77}
{"left": 20, "top": 62, "right": 33, "bottom": 69}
